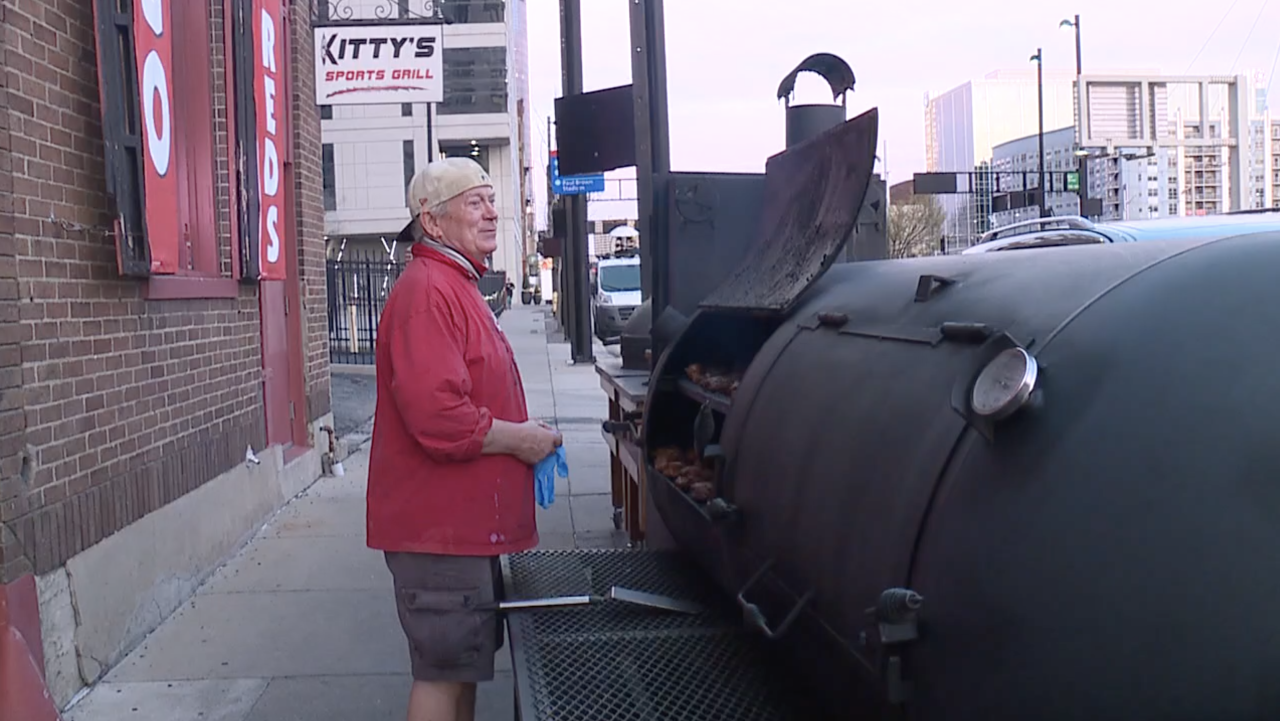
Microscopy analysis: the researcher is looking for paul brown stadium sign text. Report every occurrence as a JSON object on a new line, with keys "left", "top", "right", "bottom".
{"left": 313, "top": 24, "right": 443, "bottom": 106}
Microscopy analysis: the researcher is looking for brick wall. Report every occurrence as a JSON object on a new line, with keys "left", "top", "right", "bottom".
{"left": 289, "top": 2, "right": 332, "bottom": 423}
{"left": 0, "top": 0, "right": 330, "bottom": 584}
{"left": 0, "top": 0, "right": 25, "bottom": 584}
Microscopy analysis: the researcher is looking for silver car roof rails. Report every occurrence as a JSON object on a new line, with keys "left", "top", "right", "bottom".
{"left": 979, "top": 215, "right": 1096, "bottom": 243}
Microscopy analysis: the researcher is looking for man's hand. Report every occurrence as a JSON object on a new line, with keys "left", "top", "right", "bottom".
{"left": 484, "top": 419, "right": 564, "bottom": 465}
{"left": 511, "top": 420, "right": 563, "bottom": 465}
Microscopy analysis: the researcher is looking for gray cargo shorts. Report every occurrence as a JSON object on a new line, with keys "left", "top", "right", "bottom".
{"left": 384, "top": 552, "right": 506, "bottom": 683}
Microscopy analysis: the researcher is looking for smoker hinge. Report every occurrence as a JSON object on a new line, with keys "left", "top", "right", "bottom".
{"left": 938, "top": 321, "right": 993, "bottom": 344}
{"left": 289, "top": 401, "right": 296, "bottom": 421}
{"left": 914, "top": 274, "right": 956, "bottom": 302}
{"left": 284, "top": 293, "right": 290, "bottom": 316}
{"left": 815, "top": 311, "right": 849, "bottom": 328}
{"left": 866, "top": 588, "right": 923, "bottom": 707}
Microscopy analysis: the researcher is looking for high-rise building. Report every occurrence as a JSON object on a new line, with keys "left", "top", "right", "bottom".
{"left": 1083, "top": 149, "right": 1177, "bottom": 221}
{"left": 320, "top": 0, "right": 532, "bottom": 285}
{"left": 925, "top": 69, "right": 1080, "bottom": 249}
{"left": 974, "top": 71, "right": 1280, "bottom": 237}
{"left": 1267, "top": 118, "right": 1280, "bottom": 209}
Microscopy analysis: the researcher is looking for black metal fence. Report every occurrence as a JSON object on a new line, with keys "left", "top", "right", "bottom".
{"left": 327, "top": 257, "right": 509, "bottom": 365}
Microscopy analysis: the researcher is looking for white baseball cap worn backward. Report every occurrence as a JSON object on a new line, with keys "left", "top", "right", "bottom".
{"left": 407, "top": 157, "right": 494, "bottom": 214}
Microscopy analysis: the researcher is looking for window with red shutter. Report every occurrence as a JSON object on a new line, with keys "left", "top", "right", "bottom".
{"left": 171, "top": 0, "right": 219, "bottom": 277}
{"left": 93, "top": 0, "right": 237, "bottom": 298}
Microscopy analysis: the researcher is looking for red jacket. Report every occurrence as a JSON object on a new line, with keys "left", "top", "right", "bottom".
{"left": 366, "top": 243, "right": 538, "bottom": 556}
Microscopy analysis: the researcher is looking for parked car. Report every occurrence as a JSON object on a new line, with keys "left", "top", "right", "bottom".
{"left": 592, "top": 252, "right": 641, "bottom": 342}
{"left": 962, "top": 210, "right": 1280, "bottom": 254}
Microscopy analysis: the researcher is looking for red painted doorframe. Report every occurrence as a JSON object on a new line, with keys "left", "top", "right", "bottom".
{"left": 258, "top": 0, "right": 309, "bottom": 453}
{"left": 281, "top": 0, "right": 309, "bottom": 449}
{"left": 0, "top": 575, "right": 61, "bottom": 721}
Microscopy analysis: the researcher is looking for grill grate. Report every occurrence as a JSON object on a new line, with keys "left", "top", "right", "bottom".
{"left": 505, "top": 549, "right": 815, "bottom": 721}
{"left": 506, "top": 549, "right": 733, "bottom": 636}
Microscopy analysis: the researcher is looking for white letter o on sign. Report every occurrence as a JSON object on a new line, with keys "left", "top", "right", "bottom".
{"left": 141, "top": 49, "right": 172, "bottom": 177}
{"left": 140, "top": 0, "right": 165, "bottom": 35}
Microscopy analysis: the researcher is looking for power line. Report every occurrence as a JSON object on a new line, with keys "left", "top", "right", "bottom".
{"left": 1185, "top": 0, "right": 1243, "bottom": 73}
{"left": 1265, "top": 37, "right": 1280, "bottom": 105}
{"left": 530, "top": 100, "right": 554, "bottom": 164}
{"left": 1229, "top": 0, "right": 1270, "bottom": 73}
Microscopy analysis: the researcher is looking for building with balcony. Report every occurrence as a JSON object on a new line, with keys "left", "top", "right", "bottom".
{"left": 1082, "top": 150, "right": 1176, "bottom": 221}
{"left": 320, "top": 0, "right": 533, "bottom": 284}
{"left": 1175, "top": 119, "right": 1230, "bottom": 216}
{"left": 1268, "top": 118, "right": 1280, "bottom": 209}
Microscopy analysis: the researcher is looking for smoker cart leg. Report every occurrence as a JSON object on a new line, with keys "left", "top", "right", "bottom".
{"left": 607, "top": 396, "right": 627, "bottom": 511}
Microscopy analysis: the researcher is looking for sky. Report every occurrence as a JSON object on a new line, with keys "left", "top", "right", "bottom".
{"left": 523, "top": 0, "right": 1280, "bottom": 222}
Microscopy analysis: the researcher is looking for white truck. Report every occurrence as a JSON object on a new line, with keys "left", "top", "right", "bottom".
{"left": 591, "top": 254, "right": 641, "bottom": 342}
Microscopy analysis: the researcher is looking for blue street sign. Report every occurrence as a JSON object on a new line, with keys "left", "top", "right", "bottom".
{"left": 550, "top": 154, "right": 605, "bottom": 195}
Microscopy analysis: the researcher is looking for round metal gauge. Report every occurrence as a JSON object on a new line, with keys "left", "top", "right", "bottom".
{"left": 970, "top": 347, "right": 1039, "bottom": 420}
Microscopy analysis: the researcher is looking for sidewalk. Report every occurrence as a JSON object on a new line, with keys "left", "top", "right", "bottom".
{"left": 64, "top": 306, "right": 625, "bottom": 721}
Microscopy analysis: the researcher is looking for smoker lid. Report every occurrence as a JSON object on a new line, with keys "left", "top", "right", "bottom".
{"left": 698, "top": 107, "right": 879, "bottom": 316}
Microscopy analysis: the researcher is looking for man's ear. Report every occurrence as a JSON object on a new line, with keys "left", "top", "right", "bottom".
{"left": 420, "top": 208, "right": 443, "bottom": 239}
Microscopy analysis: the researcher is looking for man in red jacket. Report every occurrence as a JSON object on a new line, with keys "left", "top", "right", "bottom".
{"left": 368, "top": 157, "right": 561, "bottom": 721}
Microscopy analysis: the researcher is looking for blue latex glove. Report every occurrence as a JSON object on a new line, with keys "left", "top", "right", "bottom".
{"left": 534, "top": 446, "right": 569, "bottom": 509}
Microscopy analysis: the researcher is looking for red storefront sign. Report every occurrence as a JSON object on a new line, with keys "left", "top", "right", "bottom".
{"left": 134, "top": 0, "right": 180, "bottom": 274}
{"left": 255, "top": 0, "right": 288, "bottom": 280}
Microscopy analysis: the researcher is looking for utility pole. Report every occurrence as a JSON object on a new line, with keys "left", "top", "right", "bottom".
{"left": 1061, "top": 15, "right": 1089, "bottom": 218}
{"left": 424, "top": 2, "right": 441, "bottom": 161}
{"left": 1031, "top": 48, "right": 1046, "bottom": 218}
{"left": 1060, "top": 15, "right": 1082, "bottom": 76}
{"left": 426, "top": 106, "right": 435, "bottom": 161}
{"left": 546, "top": 116, "right": 560, "bottom": 311}
{"left": 558, "top": 0, "right": 594, "bottom": 363}
{"left": 628, "top": 0, "right": 671, "bottom": 336}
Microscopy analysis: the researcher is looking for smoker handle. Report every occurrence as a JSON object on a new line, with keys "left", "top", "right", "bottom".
{"left": 476, "top": 595, "right": 601, "bottom": 612}
{"left": 601, "top": 421, "right": 633, "bottom": 437}
{"left": 735, "top": 560, "right": 814, "bottom": 641}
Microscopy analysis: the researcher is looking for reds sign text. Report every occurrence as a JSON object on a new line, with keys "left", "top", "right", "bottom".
{"left": 255, "top": 0, "right": 287, "bottom": 279}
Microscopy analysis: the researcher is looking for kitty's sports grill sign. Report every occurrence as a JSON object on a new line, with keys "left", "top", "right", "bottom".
{"left": 314, "top": 24, "right": 444, "bottom": 106}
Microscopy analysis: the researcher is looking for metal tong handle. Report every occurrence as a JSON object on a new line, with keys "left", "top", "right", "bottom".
{"left": 477, "top": 595, "right": 602, "bottom": 612}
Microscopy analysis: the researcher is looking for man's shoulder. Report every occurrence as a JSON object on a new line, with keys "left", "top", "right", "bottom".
{"left": 384, "top": 260, "right": 471, "bottom": 326}
{"left": 389, "top": 258, "right": 450, "bottom": 304}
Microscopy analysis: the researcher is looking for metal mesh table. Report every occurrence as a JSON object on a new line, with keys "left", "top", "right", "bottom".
{"left": 502, "top": 549, "right": 817, "bottom": 721}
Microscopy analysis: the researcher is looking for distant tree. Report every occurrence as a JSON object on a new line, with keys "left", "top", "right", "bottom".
{"left": 888, "top": 195, "right": 946, "bottom": 259}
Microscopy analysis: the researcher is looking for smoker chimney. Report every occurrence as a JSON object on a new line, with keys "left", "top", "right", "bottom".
{"left": 775, "top": 54, "right": 887, "bottom": 261}
{"left": 776, "top": 53, "right": 856, "bottom": 149}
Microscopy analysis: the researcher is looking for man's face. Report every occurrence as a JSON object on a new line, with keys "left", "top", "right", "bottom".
{"left": 422, "top": 186, "right": 499, "bottom": 263}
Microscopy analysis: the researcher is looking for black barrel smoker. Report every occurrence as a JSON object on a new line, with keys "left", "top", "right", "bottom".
{"left": 639, "top": 104, "right": 1280, "bottom": 719}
